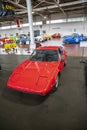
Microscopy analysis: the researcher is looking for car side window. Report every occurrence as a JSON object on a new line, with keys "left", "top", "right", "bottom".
{"left": 46, "top": 50, "right": 58, "bottom": 61}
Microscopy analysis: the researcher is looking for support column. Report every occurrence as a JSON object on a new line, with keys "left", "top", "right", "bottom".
{"left": 85, "top": 14, "right": 87, "bottom": 31}
{"left": 26, "top": 0, "right": 35, "bottom": 52}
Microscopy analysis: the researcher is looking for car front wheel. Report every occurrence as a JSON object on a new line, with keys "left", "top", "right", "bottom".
{"left": 53, "top": 75, "right": 60, "bottom": 91}
{"left": 64, "top": 59, "right": 67, "bottom": 66}
{"left": 66, "top": 40, "right": 70, "bottom": 44}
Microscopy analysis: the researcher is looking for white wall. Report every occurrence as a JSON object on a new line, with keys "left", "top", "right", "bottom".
{"left": 43, "top": 21, "right": 87, "bottom": 36}
{"left": 0, "top": 21, "right": 87, "bottom": 37}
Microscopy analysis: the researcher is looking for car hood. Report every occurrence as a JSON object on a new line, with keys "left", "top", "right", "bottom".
{"left": 8, "top": 60, "right": 59, "bottom": 93}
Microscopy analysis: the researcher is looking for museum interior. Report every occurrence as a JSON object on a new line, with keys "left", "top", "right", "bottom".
{"left": 0, "top": 0, "right": 87, "bottom": 130}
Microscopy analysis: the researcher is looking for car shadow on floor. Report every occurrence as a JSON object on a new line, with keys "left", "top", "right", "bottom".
{"left": 1, "top": 86, "right": 49, "bottom": 106}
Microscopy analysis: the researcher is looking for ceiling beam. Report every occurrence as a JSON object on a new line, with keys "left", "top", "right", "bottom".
{"left": 6, "top": 0, "right": 26, "bottom": 9}
{"left": 54, "top": 0, "right": 66, "bottom": 16}
{"left": 16, "top": 0, "right": 87, "bottom": 14}
{"left": 33, "top": 0, "right": 87, "bottom": 11}
{"left": 64, "top": 6, "right": 85, "bottom": 11}
{"left": 42, "top": 0, "right": 56, "bottom": 5}
{"left": 33, "top": 1, "right": 43, "bottom": 9}
{"left": 13, "top": 0, "right": 87, "bottom": 20}
{"left": 15, "top": 0, "right": 20, "bottom": 4}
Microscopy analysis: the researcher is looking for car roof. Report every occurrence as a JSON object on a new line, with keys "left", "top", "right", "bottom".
{"left": 36, "top": 46, "right": 59, "bottom": 50}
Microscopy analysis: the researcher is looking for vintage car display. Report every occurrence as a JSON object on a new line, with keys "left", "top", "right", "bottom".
{"left": 7, "top": 46, "right": 67, "bottom": 96}
{"left": 52, "top": 33, "right": 61, "bottom": 39}
{"left": 35, "top": 35, "right": 47, "bottom": 42}
{"left": 44, "top": 34, "right": 52, "bottom": 40}
{"left": 63, "top": 33, "right": 87, "bottom": 44}
{"left": 19, "top": 34, "right": 30, "bottom": 44}
{"left": 4, "top": 39, "right": 17, "bottom": 53}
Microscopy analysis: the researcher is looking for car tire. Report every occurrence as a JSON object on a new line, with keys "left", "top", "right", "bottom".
{"left": 64, "top": 59, "right": 67, "bottom": 67}
{"left": 66, "top": 40, "right": 70, "bottom": 44}
{"left": 53, "top": 75, "right": 60, "bottom": 91}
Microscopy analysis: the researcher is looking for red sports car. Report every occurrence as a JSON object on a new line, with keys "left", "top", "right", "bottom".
{"left": 52, "top": 33, "right": 61, "bottom": 39}
{"left": 7, "top": 46, "right": 67, "bottom": 96}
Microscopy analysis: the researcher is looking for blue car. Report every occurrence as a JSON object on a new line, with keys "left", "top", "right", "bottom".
{"left": 63, "top": 33, "right": 87, "bottom": 44}
{"left": 20, "top": 34, "right": 30, "bottom": 44}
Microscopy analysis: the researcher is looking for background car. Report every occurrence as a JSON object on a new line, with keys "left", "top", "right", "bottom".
{"left": 20, "top": 34, "right": 30, "bottom": 44}
{"left": 2, "top": 36, "right": 10, "bottom": 43}
{"left": 52, "top": 33, "right": 61, "bottom": 39}
{"left": 63, "top": 33, "right": 87, "bottom": 44}
{"left": 7, "top": 46, "right": 67, "bottom": 96}
{"left": 35, "top": 35, "right": 47, "bottom": 42}
{"left": 43, "top": 34, "right": 52, "bottom": 40}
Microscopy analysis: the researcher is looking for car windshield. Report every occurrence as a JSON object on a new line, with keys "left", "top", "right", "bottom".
{"left": 72, "top": 33, "right": 79, "bottom": 37}
{"left": 30, "top": 50, "right": 58, "bottom": 62}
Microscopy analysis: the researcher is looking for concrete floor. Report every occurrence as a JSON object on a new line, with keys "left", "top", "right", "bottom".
{"left": 0, "top": 55, "right": 87, "bottom": 130}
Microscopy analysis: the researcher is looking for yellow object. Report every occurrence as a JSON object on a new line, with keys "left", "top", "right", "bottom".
{"left": 4, "top": 43, "right": 11, "bottom": 50}
{"left": 44, "top": 34, "right": 52, "bottom": 39}
{"left": 4, "top": 42, "right": 17, "bottom": 50}
{"left": 11, "top": 42, "right": 17, "bottom": 48}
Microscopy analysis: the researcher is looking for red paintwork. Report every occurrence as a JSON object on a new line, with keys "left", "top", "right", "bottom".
{"left": 52, "top": 33, "right": 61, "bottom": 39}
{"left": 7, "top": 46, "right": 66, "bottom": 95}
{"left": 2, "top": 37, "right": 10, "bottom": 43}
